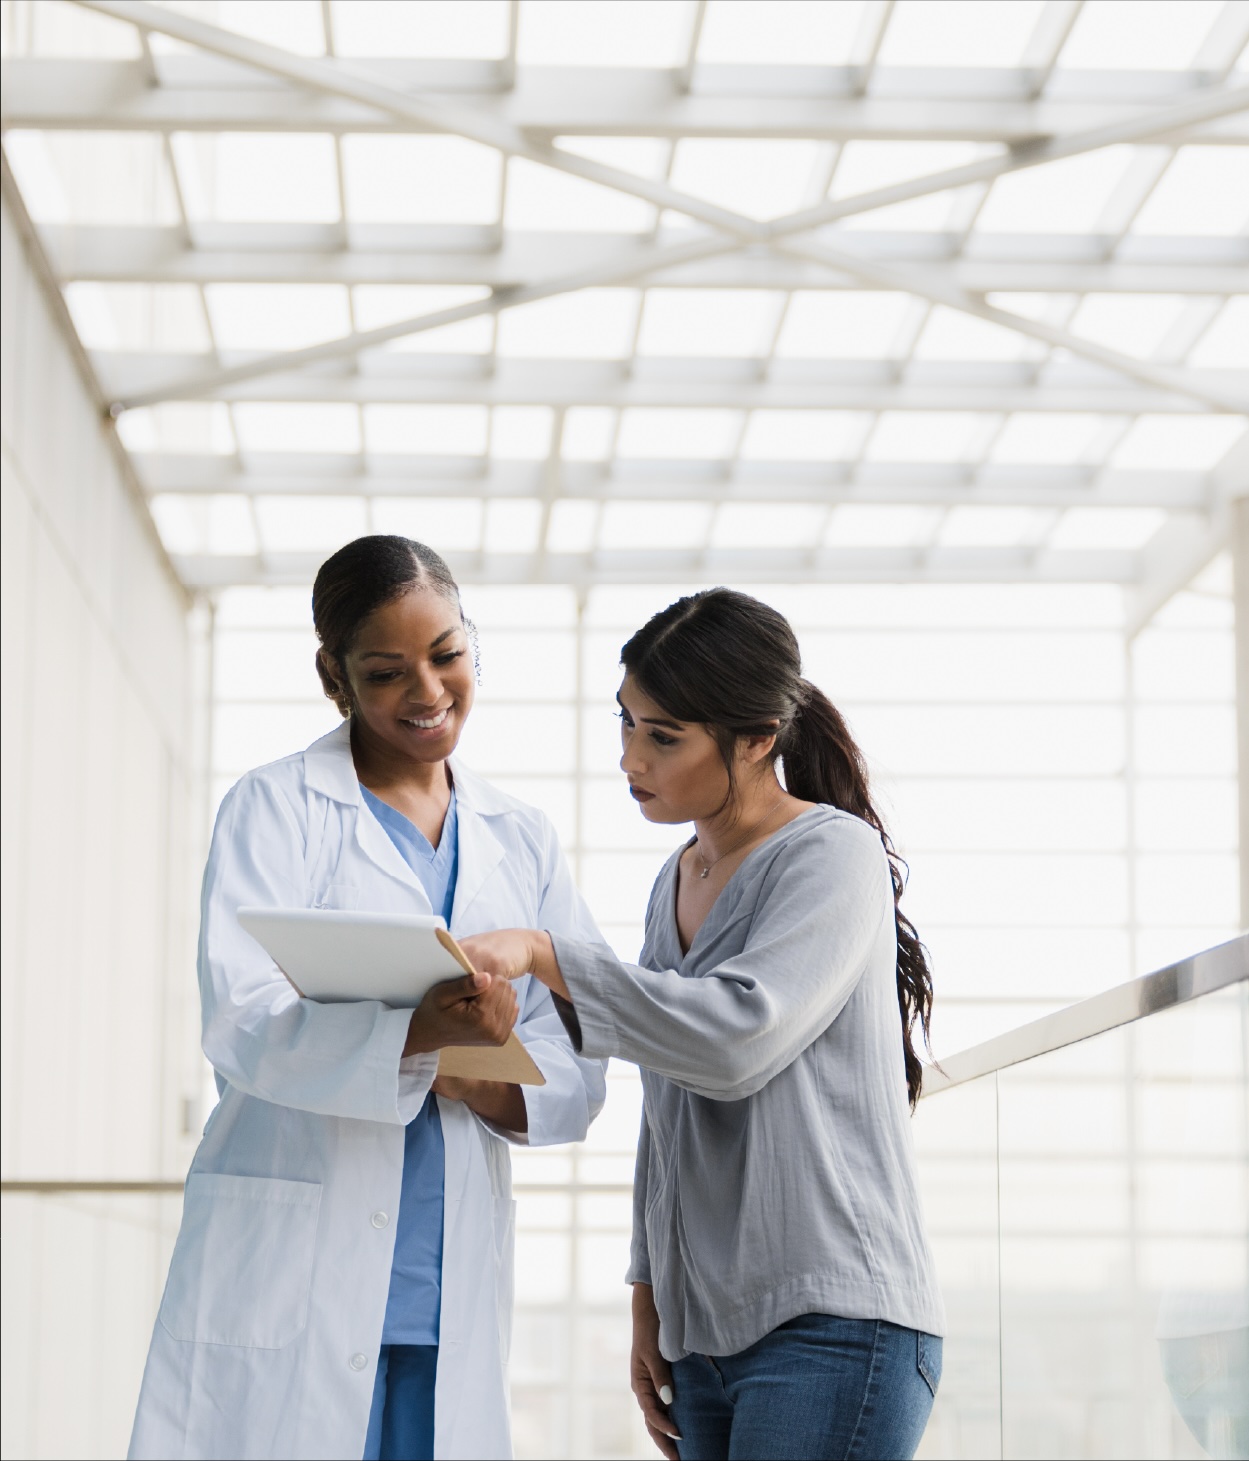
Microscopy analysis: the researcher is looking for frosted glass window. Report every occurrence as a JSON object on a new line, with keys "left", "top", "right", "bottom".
{"left": 1186, "top": 299, "right": 1249, "bottom": 369}
{"left": 636, "top": 290, "right": 781, "bottom": 358}
{"left": 877, "top": 1, "right": 1044, "bottom": 65}
{"left": 342, "top": 136, "right": 502, "bottom": 224}
{"left": 215, "top": 1, "right": 326, "bottom": 55}
{"left": 911, "top": 308, "right": 1036, "bottom": 362}
{"left": 865, "top": 412, "right": 995, "bottom": 463}
{"left": 370, "top": 498, "right": 484, "bottom": 551}
{"left": 669, "top": 139, "right": 825, "bottom": 222}
{"left": 352, "top": 286, "right": 494, "bottom": 355}
{"left": 739, "top": 410, "right": 871, "bottom": 461}
{"left": 493, "top": 407, "right": 555, "bottom": 461}
{"left": 937, "top": 507, "right": 1055, "bottom": 548}
{"left": 1058, "top": 0, "right": 1223, "bottom": 69}
{"left": 483, "top": 499, "right": 544, "bottom": 553}
{"left": 363, "top": 405, "right": 488, "bottom": 456}
{"left": 63, "top": 283, "right": 211, "bottom": 353}
{"left": 332, "top": 0, "right": 509, "bottom": 57}
{"left": 12, "top": 0, "right": 142, "bottom": 56}
{"left": 975, "top": 147, "right": 1135, "bottom": 234}
{"left": 599, "top": 501, "right": 712, "bottom": 550}
{"left": 214, "top": 629, "right": 323, "bottom": 701}
{"left": 698, "top": 0, "right": 864, "bottom": 63}
{"left": 254, "top": 496, "right": 368, "bottom": 554}
{"left": 547, "top": 500, "right": 599, "bottom": 553}
{"left": 1131, "top": 148, "right": 1249, "bottom": 236}
{"left": 497, "top": 292, "right": 641, "bottom": 360}
{"left": 825, "top": 506, "right": 942, "bottom": 547}
{"left": 615, "top": 409, "right": 742, "bottom": 459}
{"left": 6, "top": 130, "right": 179, "bottom": 225}
{"left": 562, "top": 409, "right": 617, "bottom": 461}
{"left": 1067, "top": 295, "right": 1190, "bottom": 360}
{"left": 1049, "top": 508, "right": 1165, "bottom": 551}
{"left": 204, "top": 285, "right": 351, "bottom": 352}
{"left": 518, "top": 0, "right": 691, "bottom": 66}
{"left": 116, "top": 403, "right": 235, "bottom": 455}
{"left": 234, "top": 403, "right": 362, "bottom": 454}
{"left": 171, "top": 134, "right": 340, "bottom": 224}
{"left": 1111, "top": 416, "right": 1245, "bottom": 471}
{"left": 149, "top": 494, "right": 257, "bottom": 557}
{"left": 833, "top": 141, "right": 993, "bottom": 234}
{"left": 990, "top": 413, "right": 1107, "bottom": 465}
{"left": 775, "top": 293, "right": 914, "bottom": 360}
{"left": 505, "top": 158, "right": 656, "bottom": 233}
{"left": 710, "top": 503, "right": 827, "bottom": 550}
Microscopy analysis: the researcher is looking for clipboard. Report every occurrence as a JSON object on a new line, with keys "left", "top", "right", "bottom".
{"left": 236, "top": 906, "right": 545, "bottom": 1086}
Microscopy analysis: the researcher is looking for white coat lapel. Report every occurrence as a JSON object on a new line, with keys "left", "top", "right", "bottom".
{"left": 448, "top": 797, "right": 505, "bottom": 932}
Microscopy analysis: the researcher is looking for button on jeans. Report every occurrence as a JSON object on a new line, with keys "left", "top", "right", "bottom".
{"left": 668, "top": 1313, "right": 942, "bottom": 1461}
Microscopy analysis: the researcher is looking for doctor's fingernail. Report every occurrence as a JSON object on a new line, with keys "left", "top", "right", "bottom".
{"left": 659, "top": 1385, "right": 674, "bottom": 1405}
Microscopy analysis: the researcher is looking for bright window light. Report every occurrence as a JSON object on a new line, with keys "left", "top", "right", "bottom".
{"left": 6, "top": 130, "right": 179, "bottom": 225}
{"left": 116, "top": 403, "right": 235, "bottom": 455}
{"left": 1058, "top": 0, "right": 1223, "bottom": 69}
{"left": 518, "top": 0, "right": 692, "bottom": 66}
{"left": 775, "top": 292, "right": 914, "bottom": 359}
{"left": 149, "top": 494, "right": 257, "bottom": 557}
{"left": 711, "top": 503, "right": 827, "bottom": 549}
{"left": 483, "top": 499, "right": 543, "bottom": 553}
{"left": 989, "top": 414, "right": 1107, "bottom": 465}
{"left": 865, "top": 412, "right": 994, "bottom": 463}
{"left": 63, "top": 283, "right": 211, "bottom": 353}
{"left": 975, "top": 146, "right": 1135, "bottom": 234}
{"left": 204, "top": 285, "right": 351, "bottom": 351}
{"left": 370, "top": 497, "right": 484, "bottom": 551}
{"left": 833, "top": 141, "right": 994, "bottom": 233}
{"left": 615, "top": 409, "right": 742, "bottom": 459}
{"left": 636, "top": 290, "right": 782, "bottom": 358}
{"left": 171, "top": 134, "right": 340, "bottom": 224}
{"left": 342, "top": 136, "right": 502, "bottom": 224}
{"left": 363, "top": 405, "right": 488, "bottom": 456}
{"left": 217, "top": 1, "right": 326, "bottom": 56}
{"left": 599, "top": 501, "right": 712, "bottom": 550}
{"left": 493, "top": 407, "right": 555, "bottom": 460}
{"left": 563, "top": 409, "right": 617, "bottom": 461}
{"left": 234, "top": 403, "right": 362, "bottom": 454}
{"left": 1187, "top": 299, "right": 1249, "bottom": 370}
{"left": 824, "top": 506, "right": 941, "bottom": 546}
{"left": 739, "top": 411, "right": 872, "bottom": 461}
{"left": 332, "top": 0, "right": 509, "bottom": 57}
{"left": 1067, "top": 294, "right": 1191, "bottom": 360}
{"left": 1049, "top": 508, "right": 1166, "bottom": 550}
{"left": 352, "top": 286, "right": 494, "bottom": 354}
{"left": 497, "top": 291, "right": 640, "bottom": 360}
{"left": 1111, "top": 415, "right": 1246, "bottom": 471}
{"left": 877, "top": 0, "right": 1044, "bottom": 66}
{"left": 547, "top": 500, "right": 600, "bottom": 553}
{"left": 1131, "top": 148, "right": 1249, "bottom": 237}
{"left": 912, "top": 307, "right": 1036, "bottom": 362}
{"left": 669, "top": 139, "right": 826, "bottom": 222}
{"left": 255, "top": 496, "right": 368, "bottom": 554}
{"left": 15, "top": 0, "right": 142, "bottom": 57}
{"left": 555, "top": 137, "right": 672, "bottom": 180}
{"left": 504, "top": 157, "right": 656, "bottom": 233}
{"left": 937, "top": 507, "right": 1055, "bottom": 548}
{"left": 698, "top": 0, "right": 865, "bottom": 64}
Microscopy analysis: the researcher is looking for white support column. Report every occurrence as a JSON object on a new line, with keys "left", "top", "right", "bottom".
{"left": 1233, "top": 495, "right": 1249, "bottom": 930}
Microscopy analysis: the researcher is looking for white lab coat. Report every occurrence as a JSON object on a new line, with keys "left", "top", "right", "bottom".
{"left": 129, "top": 722, "right": 606, "bottom": 1461}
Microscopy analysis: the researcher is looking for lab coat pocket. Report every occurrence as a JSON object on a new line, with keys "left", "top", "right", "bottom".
{"left": 494, "top": 1196, "right": 517, "bottom": 1363}
{"left": 159, "top": 1173, "right": 322, "bottom": 1349}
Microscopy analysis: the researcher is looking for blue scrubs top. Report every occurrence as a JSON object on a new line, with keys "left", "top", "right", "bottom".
{"left": 360, "top": 784, "right": 458, "bottom": 1347}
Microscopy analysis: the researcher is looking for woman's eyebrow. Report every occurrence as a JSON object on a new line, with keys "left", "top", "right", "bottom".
{"left": 359, "top": 650, "right": 404, "bottom": 661}
{"left": 430, "top": 627, "right": 458, "bottom": 648}
{"left": 616, "top": 694, "right": 683, "bottom": 732}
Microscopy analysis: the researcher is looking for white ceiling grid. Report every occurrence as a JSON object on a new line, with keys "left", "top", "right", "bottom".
{"left": 2, "top": 0, "right": 1247, "bottom": 616}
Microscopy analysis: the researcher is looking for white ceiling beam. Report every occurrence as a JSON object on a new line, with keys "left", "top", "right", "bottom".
{"left": 1019, "top": 1, "right": 1084, "bottom": 99}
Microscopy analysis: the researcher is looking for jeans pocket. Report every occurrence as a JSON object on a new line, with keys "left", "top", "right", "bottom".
{"left": 917, "top": 1332, "right": 943, "bottom": 1398}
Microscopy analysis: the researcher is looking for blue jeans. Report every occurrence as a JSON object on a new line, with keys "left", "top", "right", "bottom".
{"left": 669, "top": 1314, "right": 941, "bottom": 1461}
{"left": 362, "top": 1344, "right": 437, "bottom": 1461}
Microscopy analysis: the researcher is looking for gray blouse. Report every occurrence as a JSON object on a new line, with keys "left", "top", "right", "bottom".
{"left": 550, "top": 806, "right": 946, "bottom": 1361}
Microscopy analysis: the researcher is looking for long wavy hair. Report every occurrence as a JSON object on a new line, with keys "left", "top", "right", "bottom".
{"left": 621, "top": 587, "right": 933, "bottom": 1108}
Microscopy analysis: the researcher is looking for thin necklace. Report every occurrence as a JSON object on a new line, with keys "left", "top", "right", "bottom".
{"left": 694, "top": 798, "right": 788, "bottom": 880}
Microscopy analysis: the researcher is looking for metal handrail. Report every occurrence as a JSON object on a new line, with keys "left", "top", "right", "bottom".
{"left": 919, "top": 933, "right": 1249, "bottom": 1097}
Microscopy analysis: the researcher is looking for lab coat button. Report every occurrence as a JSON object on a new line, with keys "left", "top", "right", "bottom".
{"left": 371, "top": 1211, "right": 389, "bottom": 1229}
{"left": 350, "top": 1353, "right": 368, "bottom": 1371}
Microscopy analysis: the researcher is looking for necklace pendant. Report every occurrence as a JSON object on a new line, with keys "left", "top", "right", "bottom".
{"left": 699, "top": 867, "right": 710, "bottom": 879}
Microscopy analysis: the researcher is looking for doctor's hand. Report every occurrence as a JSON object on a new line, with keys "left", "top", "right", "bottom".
{"left": 402, "top": 969, "right": 518, "bottom": 1057}
{"left": 631, "top": 1282, "right": 681, "bottom": 1460}
{"left": 458, "top": 929, "right": 571, "bottom": 1002}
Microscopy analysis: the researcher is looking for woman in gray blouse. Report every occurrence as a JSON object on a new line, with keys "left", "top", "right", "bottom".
{"left": 462, "top": 589, "right": 944, "bottom": 1461}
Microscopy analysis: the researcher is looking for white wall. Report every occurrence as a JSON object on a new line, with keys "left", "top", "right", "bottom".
{"left": 0, "top": 189, "right": 202, "bottom": 1459}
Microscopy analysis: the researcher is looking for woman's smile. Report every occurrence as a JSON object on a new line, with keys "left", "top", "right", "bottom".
{"left": 399, "top": 705, "right": 453, "bottom": 737}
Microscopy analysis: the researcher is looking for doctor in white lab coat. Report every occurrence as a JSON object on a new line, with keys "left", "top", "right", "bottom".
{"left": 129, "top": 536, "right": 606, "bottom": 1461}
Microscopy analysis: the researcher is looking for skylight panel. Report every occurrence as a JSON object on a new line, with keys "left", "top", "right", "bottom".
{"left": 598, "top": 501, "right": 712, "bottom": 551}
{"left": 877, "top": 1, "right": 1044, "bottom": 66}
{"left": 1130, "top": 148, "right": 1249, "bottom": 237}
{"left": 171, "top": 134, "right": 339, "bottom": 224}
{"left": 1048, "top": 508, "right": 1166, "bottom": 551}
{"left": 669, "top": 140, "right": 826, "bottom": 223}
{"left": 1111, "top": 415, "right": 1246, "bottom": 472}
{"left": 974, "top": 147, "right": 1135, "bottom": 234}
{"left": 233, "top": 403, "right": 361, "bottom": 454}
{"left": 937, "top": 507, "right": 1055, "bottom": 548}
{"left": 215, "top": 1, "right": 326, "bottom": 56}
{"left": 824, "top": 506, "right": 941, "bottom": 547}
{"left": 739, "top": 411, "right": 872, "bottom": 461}
{"left": 148, "top": 494, "right": 257, "bottom": 557}
{"left": 332, "top": 0, "right": 509, "bottom": 57}
{"left": 555, "top": 138, "right": 672, "bottom": 180}
{"left": 254, "top": 496, "right": 368, "bottom": 555}
{"left": 865, "top": 412, "right": 996, "bottom": 464}
{"left": 483, "top": 499, "right": 543, "bottom": 553}
{"left": 562, "top": 409, "right": 618, "bottom": 461}
{"left": 636, "top": 291, "right": 782, "bottom": 358}
{"left": 352, "top": 286, "right": 494, "bottom": 354}
{"left": 710, "top": 503, "right": 827, "bottom": 550}
{"left": 363, "top": 405, "right": 488, "bottom": 457}
{"left": 9, "top": 0, "right": 141, "bottom": 57}
{"left": 518, "top": 0, "right": 691, "bottom": 66}
{"left": 497, "top": 291, "right": 640, "bottom": 360}
{"left": 1057, "top": 0, "right": 1223, "bottom": 69}
{"left": 775, "top": 292, "right": 914, "bottom": 360}
{"left": 504, "top": 158, "right": 656, "bottom": 233}
{"left": 204, "top": 285, "right": 351, "bottom": 352}
{"left": 63, "top": 283, "right": 211, "bottom": 353}
{"left": 911, "top": 308, "right": 1036, "bottom": 362}
{"left": 370, "top": 497, "right": 484, "bottom": 551}
{"left": 1067, "top": 295, "right": 1191, "bottom": 360}
{"left": 342, "top": 136, "right": 502, "bottom": 225}
{"left": 832, "top": 141, "right": 996, "bottom": 233}
{"left": 492, "top": 407, "right": 555, "bottom": 461}
{"left": 547, "top": 500, "right": 600, "bottom": 553}
{"left": 5, "top": 131, "right": 179, "bottom": 225}
{"left": 1186, "top": 299, "right": 1249, "bottom": 370}
{"left": 615, "top": 409, "right": 742, "bottom": 460}
{"left": 989, "top": 414, "right": 1107, "bottom": 465}
{"left": 116, "top": 403, "right": 234, "bottom": 455}
{"left": 698, "top": 0, "right": 865, "bottom": 64}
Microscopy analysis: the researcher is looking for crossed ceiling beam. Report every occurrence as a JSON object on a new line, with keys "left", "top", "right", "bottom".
{"left": 74, "top": 0, "right": 1249, "bottom": 418}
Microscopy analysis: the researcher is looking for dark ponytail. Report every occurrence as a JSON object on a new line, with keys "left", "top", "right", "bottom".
{"left": 621, "top": 588, "right": 934, "bottom": 1109}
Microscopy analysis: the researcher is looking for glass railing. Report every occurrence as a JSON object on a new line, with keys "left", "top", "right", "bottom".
{"left": 914, "top": 935, "right": 1249, "bottom": 1461}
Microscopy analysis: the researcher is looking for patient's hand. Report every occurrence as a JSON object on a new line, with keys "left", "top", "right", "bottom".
{"left": 459, "top": 929, "right": 570, "bottom": 1001}
{"left": 631, "top": 1283, "right": 681, "bottom": 1460}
